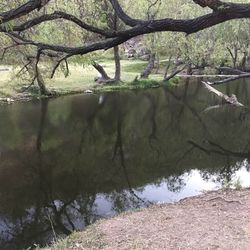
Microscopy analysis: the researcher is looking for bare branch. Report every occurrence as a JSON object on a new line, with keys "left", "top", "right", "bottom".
{"left": 109, "top": 0, "right": 144, "bottom": 26}
{"left": 193, "top": 0, "right": 224, "bottom": 10}
{"left": 1, "top": 43, "right": 20, "bottom": 60}
{"left": 0, "top": 11, "right": 116, "bottom": 38}
{"left": 0, "top": 0, "right": 51, "bottom": 23}
{"left": 2, "top": 0, "right": 250, "bottom": 78}
{"left": 50, "top": 54, "right": 71, "bottom": 78}
{"left": 16, "top": 60, "right": 32, "bottom": 76}
{"left": 210, "top": 73, "right": 250, "bottom": 85}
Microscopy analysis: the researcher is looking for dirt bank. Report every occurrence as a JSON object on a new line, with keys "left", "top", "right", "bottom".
{"left": 45, "top": 188, "right": 250, "bottom": 250}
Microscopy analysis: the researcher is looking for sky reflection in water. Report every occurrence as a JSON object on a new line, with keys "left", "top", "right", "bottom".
{"left": 1, "top": 79, "right": 250, "bottom": 249}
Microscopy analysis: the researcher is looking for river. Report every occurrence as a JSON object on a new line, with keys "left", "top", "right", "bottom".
{"left": 0, "top": 78, "right": 250, "bottom": 249}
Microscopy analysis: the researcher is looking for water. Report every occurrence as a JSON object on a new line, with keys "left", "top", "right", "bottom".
{"left": 1, "top": 78, "right": 250, "bottom": 249}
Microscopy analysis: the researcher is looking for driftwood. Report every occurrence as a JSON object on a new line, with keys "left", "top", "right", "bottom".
{"left": 201, "top": 81, "right": 243, "bottom": 106}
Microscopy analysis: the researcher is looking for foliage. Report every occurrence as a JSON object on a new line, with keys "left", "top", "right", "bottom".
{"left": 1, "top": 0, "right": 250, "bottom": 94}
{"left": 222, "top": 177, "right": 243, "bottom": 191}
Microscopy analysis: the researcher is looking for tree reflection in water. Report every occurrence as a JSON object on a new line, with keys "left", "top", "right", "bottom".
{"left": 0, "top": 79, "right": 250, "bottom": 249}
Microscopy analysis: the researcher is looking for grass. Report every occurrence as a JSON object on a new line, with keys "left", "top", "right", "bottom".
{"left": 221, "top": 177, "right": 243, "bottom": 191}
{"left": 122, "top": 61, "right": 148, "bottom": 73}
{"left": 37, "top": 223, "right": 107, "bottom": 250}
{"left": 0, "top": 66, "right": 17, "bottom": 97}
{"left": 0, "top": 60, "right": 166, "bottom": 100}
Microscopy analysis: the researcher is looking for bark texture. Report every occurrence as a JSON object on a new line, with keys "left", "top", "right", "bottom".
{"left": 114, "top": 46, "right": 121, "bottom": 81}
{"left": 140, "top": 53, "right": 156, "bottom": 79}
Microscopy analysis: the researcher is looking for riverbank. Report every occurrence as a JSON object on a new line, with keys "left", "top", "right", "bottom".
{"left": 0, "top": 80, "right": 163, "bottom": 104}
{"left": 0, "top": 60, "right": 235, "bottom": 104}
{"left": 42, "top": 188, "right": 250, "bottom": 250}
{"left": 0, "top": 60, "right": 163, "bottom": 104}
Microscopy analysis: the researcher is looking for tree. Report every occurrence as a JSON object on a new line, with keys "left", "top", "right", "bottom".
{"left": 1, "top": 0, "right": 250, "bottom": 82}
{"left": 92, "top": 0, "right": 123, "bottom": 82}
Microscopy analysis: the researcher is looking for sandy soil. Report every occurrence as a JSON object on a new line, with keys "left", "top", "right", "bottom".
{"left": 49, "top": 189, "right": 250, "bottom": 250}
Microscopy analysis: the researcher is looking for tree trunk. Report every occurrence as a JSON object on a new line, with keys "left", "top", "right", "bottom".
{"left": 186, "top": 63, "right": 193, "bottom": 75}
{"left": 233, "top": 47, "right": 238, "bottom": 69}
{"left": 92, "top": 61, "right": 111, "bottom": 81}
{"left": 114, "top": 45, "right": 121, "bottom": 81}
{"left": 36, "top": 67, "right": 52, "bottom": 96}
{"left": 155, "top": 54, "right": 160, "bottom": 74}
{"left": 227, "top": 47, "right": 238, "bottom": 69}
{"left": 30, "top": 62, "right": 51, "bottom": 96}
{"left": 140, "top": 53, "right": 156, "bottom": 79}
{"left": 163, "top": 65, "right": 186, "bottom": 81}
{"left": 240, "top": 52, "right": 248, "bottom": 72}
{"left": 113, "top": 10, "right": 121, "bottom": 82}
{"left": 163, "top": 56, "right": 173, "bottom": 80}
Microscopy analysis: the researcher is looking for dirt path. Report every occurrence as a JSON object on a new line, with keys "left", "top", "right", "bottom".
{"left": 48, "top": 189, "right": 250, "bottom": 250}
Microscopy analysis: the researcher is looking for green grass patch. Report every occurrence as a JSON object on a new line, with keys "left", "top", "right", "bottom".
{"left": 123, "top": 61, "right": 148, "bottom": 73}
{"left": 131, "top": 78, "right": 161, "bottom": 88}
{"left": 36, "top": 223, "right": 107, "bottom": 250}
{"left": 0, "top": 60, "right": 173, "bottom": 100}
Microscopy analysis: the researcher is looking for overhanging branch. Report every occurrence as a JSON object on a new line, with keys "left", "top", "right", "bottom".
{"left": 0, "top": 11, "right": 116, "bottom": 38}
{"left": 2, "top": 0, "right": 250, "bottom": 78}
{"left": 0, "top": 0, "right": 51, "bottom": 23}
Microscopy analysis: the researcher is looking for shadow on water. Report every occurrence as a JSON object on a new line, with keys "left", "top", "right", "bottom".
{"left": 1, "top": 79, "right": 250, "bottom": 248}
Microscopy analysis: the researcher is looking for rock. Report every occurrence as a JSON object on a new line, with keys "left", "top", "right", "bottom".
{"left": 6, "top": 98, "right": 14, "bottom": 103}
{"left": 125, "top": 49, "right": 137, "bottom": 58}
{"left": 123, "top": 36, "right": 150, "bottom": 59}
{"left": 84, "top": 89, "right": 93, "bottom": 94}
{"left": 0, "top": 97, "right": 15, "bottom": 104}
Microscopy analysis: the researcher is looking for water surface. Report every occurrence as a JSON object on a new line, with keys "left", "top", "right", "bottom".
{"left": 1, "top": 78, "right": 250, "bottom": 249}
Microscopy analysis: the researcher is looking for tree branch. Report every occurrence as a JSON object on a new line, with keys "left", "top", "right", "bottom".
{"left": 0, "top": 11, "right": 116, "bottom": 38}
{"left": 0, "top": 0, "right": 51, "bottom": 23}
{"left": 2, "top": 0, "right": 250, "bottom": 78}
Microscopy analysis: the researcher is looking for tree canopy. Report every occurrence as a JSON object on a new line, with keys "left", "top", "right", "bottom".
{"left": 1, "top": 0, "right": 250, "bottom": 76}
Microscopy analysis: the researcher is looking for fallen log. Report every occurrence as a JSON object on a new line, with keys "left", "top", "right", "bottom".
{"left": 201, "top": 81, "right": 243, "bottom": 106}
